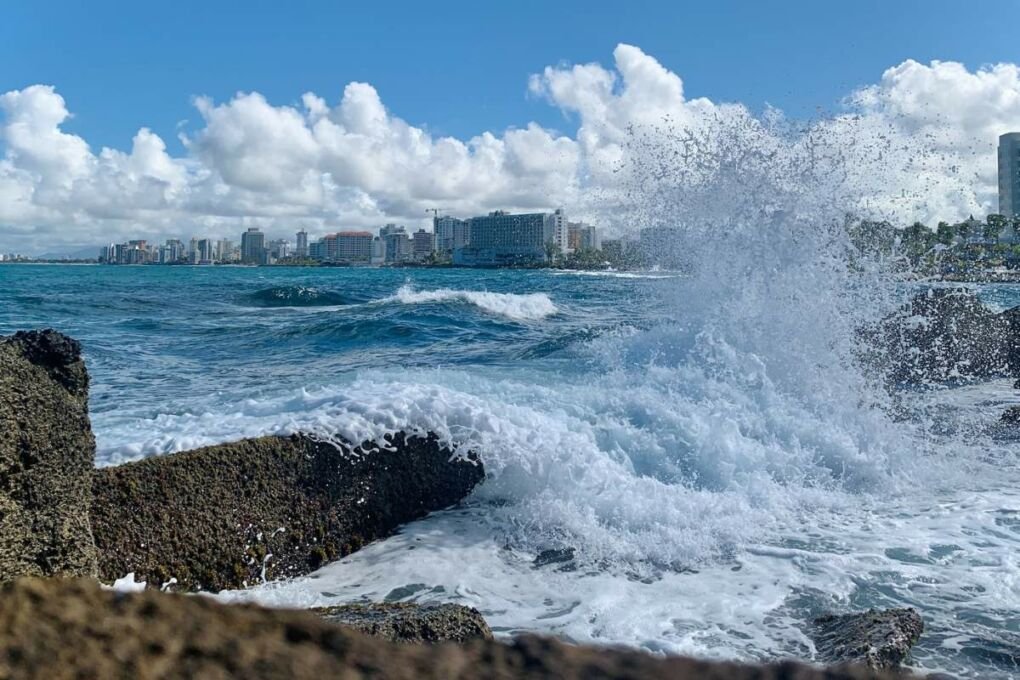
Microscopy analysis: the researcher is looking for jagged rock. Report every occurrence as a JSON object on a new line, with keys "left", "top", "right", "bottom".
{"left": 313, "top": 602, "right": 492, "bottom": 643}
{"left": 812, "top": 607, "right": 924, "bottom": 670}
{"left": 91, "top": 432, "right": 484, "bottom": 591}
{"left": 864, "top": 289, "right": 1014, "bottom": 385}
{"left": 0, "top": 330, "right": 98, "bottom": 580}
{"left": 0, "top": 577, "right": 907, "bottom": 679}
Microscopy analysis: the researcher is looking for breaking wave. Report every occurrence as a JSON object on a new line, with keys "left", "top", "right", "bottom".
{"left": 385, "top": 284, "right": 558, "bottom": 321}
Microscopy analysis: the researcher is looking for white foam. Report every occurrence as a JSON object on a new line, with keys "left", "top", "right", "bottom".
{"left": 384, "top": 284, "right": 557, "bottom": 321}
{"left": 553, "top": 270, "right": 682, "bottom": 279}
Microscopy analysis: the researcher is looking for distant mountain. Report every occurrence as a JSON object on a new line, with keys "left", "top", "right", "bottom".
{"left": 32, "top": 245, "right": 103, "bottom": 260}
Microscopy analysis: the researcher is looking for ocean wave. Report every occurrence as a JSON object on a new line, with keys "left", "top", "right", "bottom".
{"left": 384, "top": 285, "right": 557, "bottom": 321}
{"left": 553, "top": 270, "right": 682, "bottom": 279}
{"left": 241, "top": 286, "right": 349, "bottom": 308}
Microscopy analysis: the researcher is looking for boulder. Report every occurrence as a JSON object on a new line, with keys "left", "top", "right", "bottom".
{"left": 811, "top": 608, "right": 924, "bottom": 670}
{"left": 91, "top": 432, "right": 484, "bottom": 591}
{"left": 313, "top": 602, "right": 492, "bottom": 643}
{"left": 0, "top": 577, "right": 907, "bottom": 679}
{"left": 0, "top": 330, "right": 98, "bottom": 579}
{"left": 864, "top": 289, "right": 1013, "bottom": 385}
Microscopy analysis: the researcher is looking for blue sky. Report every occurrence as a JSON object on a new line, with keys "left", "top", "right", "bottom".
{"left": 4, "top": 0, "right": 1019, "bottom": 154}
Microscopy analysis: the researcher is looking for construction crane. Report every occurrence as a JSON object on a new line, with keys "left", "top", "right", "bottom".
{"left": 425, "top": 208, "right": 446, "bottom": 223}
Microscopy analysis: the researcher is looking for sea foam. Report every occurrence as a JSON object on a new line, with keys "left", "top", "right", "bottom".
{"left": 385, "top": 284, "right": 557, "bottom": 321}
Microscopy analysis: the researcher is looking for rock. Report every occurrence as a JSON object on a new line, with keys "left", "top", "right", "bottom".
{"left": 533, "top": 547, "right": 576, "bottom": 568}
{"left": 0, "top": 330, "right": 98, "bottom": 580}
{"left": 0, "top": 577, "right": 907, "bottom": 679}
{"left": 812, "top": 607, "right": 924, "bottom": 670}
{"left": 986, "top": 406, "right": 1020, "bottom": 439}
{"left": 1001, "top": 406, "right": 1020, "bottom": 427}
{"left": 313, "top": 602, "right": 492, "bottom": 643}
{"left": 91, "top": 432, "right": 484, "bottom": 591}
{"left": 864, "top": 289, "right": 1014, "bottom": 385}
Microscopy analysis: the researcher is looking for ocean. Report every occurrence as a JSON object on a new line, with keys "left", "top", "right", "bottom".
{"left": 2, "top": 263, "right": 1019, "bottom": 677}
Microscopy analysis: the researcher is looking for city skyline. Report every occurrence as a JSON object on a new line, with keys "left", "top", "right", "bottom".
{"left": 95, "top": 207, "right": 601, "bottom": 267}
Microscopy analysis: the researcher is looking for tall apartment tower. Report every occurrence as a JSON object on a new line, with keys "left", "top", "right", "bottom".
{"left": 998, "top": 133, "right": 1020, "bottom": 217}
{"left": 295, "top": 230, "right": 308, "bottom": 257}
{"left": 240, "top": 227, "right": 265, "bottom": 264}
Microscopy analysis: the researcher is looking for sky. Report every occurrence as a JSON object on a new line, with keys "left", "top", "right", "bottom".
{"left": 4, "top": 0, "right": 1020, "bottom": 254}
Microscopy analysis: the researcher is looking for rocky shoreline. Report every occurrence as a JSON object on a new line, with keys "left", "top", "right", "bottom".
{"left": 0, "top": 328, "right": 941, "bottom": 677}
{"left": 92, "top": 432, "right": 482, "bottom": 591}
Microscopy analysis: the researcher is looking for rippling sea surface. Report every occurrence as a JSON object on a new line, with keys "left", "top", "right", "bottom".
{"left": 2, "top": 263, "right": 1020, "bottom": 678}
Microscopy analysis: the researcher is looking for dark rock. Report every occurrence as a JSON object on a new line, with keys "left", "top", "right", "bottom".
{"left": 91, "top": 432, "right": 484, "bottom": 591}
{"left": 812, "top": 607, "right": 924, "bottom": 670}
{"left": 314, "top": 602, "right": 492, "bottom": 643}
{"left": 9, "top": 329, "right": 88, "bottom": 395}
{"left": 0, "top": 577, "right": 908, "bottom": 679}
{"left": 533, "top": 547, "right": 576, "bottom": 568}
{"left": 987, "top": 406, "right": 1020, "bottom": 440}
{"left": 0, "top": 330, "right": 98, "bottom": 580}
{"left": 860, "top": 287, "right": 1011, "bottom": 385}
{"left": 864, "top": 289, "right": 1013, "bottom": 385}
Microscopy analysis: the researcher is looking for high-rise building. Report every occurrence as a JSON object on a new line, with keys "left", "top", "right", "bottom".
{"left": 638, "top": 226, "right": 683, "bottom": 267}
{"left": 295, "top": 230, "right": 308, "bottom": 258}
{"left": 309, "top": 239, "right": 327, "bottom": 261}
{"left": 165, "top": 239, "right": 185, "bottom": 263}
{"left": 195, "top": 238, "right": 214, "bottom": 263}
{"left": 335, "top": 232, "right": 373, "bottom": 262}
{"left": 268, "top": 239, "right": 291, "bottom": 260}
{"left": 550, "top": 208, "right": 569, "bottom": 254}
{"left": 434, "top": 216, "right": 470, "bottom": 256}
{"left": 999, "top": 133, "right": 1020, "bottom": 217}
{"left": 371, "top": 236, "right": 386, "bottom": 265}
{"left": 412, "top": 229, "right": 433, "bottom": 261}
{"left": 568, "top": 222, "right": 599, "bottom": 251}
{"left": 240, "top": 228, "right": 265, "bottom": 264}
{"left": 215, "top": 239, "right": 234, "bottom": 262}
{"left": 454, "top": 210, "right": 561, "bottom": 266}
{"left": 383, "top": 230, "right": 413, "bottom": 264}
{"left": 309, "top": 232, "right": 373, "bottom": 262}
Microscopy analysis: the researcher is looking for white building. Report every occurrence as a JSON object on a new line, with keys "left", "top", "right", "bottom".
{"left": 371, "top": 237, "right": 386, "bottom": 265}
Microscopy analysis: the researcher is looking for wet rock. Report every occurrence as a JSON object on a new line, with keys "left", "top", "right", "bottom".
{"left": 0, "top": 330, "right": 98, "bottom": 580}
{"left": 812, "top": 607, "right": 924, "bottom": 670}
{"left": 1001, "top": 406, "right": 1020, "bottom": 427}
{"left": 987, "top": 405, "right": 1020, "bottom": 439}
{"left": 91, "top": 432, "right": 484, "bottom": 591}
{"left": 533, "top": 547, "right": 576, "bottom": 568}
{"left": 864, "top": 289, "right": 1013, "bottom": 385}
{"left": 0, "top": 577, "right": 907, "bottom": 679}
{"left": 314, "top": 602, "right": 492, "bottom": 643}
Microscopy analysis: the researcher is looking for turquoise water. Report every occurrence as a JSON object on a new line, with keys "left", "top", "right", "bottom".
{"left": 0, "top": 265, "right": 666, "bottom": 461}
{"left": 2, "top": 263, "right": 1020, "bottom": 677}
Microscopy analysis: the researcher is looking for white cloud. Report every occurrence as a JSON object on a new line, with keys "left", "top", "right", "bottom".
{"left": 2, "top": 46, "right": 1020, "bottom": 253}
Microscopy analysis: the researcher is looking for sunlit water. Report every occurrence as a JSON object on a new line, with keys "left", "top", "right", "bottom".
{"left": 1, "top": 263, "right": 1018, "bottom": 677}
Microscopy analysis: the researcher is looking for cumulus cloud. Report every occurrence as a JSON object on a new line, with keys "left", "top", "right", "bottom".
{"left": 2, "top": 46, "right": 1020, "bottom": 253}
